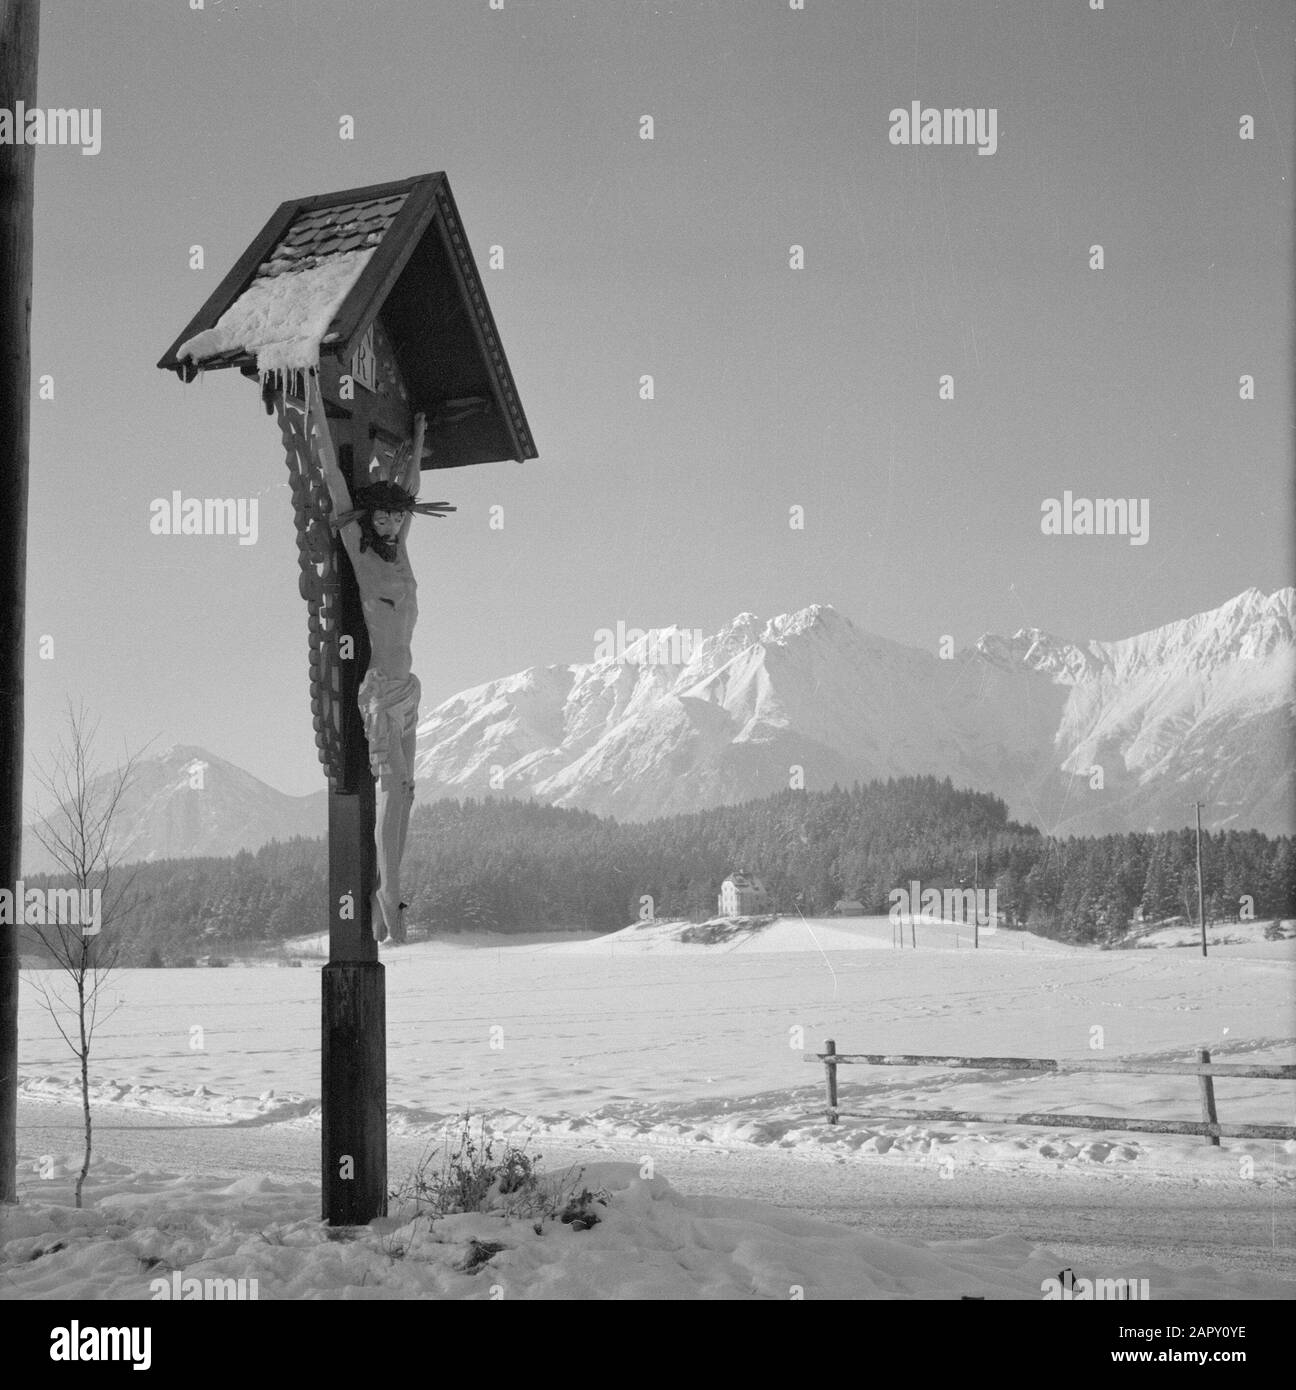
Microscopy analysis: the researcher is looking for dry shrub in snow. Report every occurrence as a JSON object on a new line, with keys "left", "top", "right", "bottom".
{"left": 389, "top": 1114, "right": 609, "bottom": 1231}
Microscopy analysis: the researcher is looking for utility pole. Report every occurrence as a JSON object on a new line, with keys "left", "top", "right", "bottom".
{"left": 1193, "top": 802, "right": 1207, "bottom": 958}
{"left": 0, "top": 0, "right": 40, "bottom": 1207}
{"left": 974, "top": 848, "right": 979, "bottom": 950}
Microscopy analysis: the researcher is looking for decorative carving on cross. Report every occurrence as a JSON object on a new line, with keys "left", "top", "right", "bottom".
{"left": 276, "top": 391, "right": 346, "bottom": 780}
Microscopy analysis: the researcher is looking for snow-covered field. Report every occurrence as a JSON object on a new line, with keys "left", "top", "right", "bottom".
{"left": 8, "top": 916, "right": 1295, "bottom": 1299}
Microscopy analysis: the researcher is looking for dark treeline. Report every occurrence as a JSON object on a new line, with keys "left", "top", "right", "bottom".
{"left": 22, "top": 778, "right": 1295, "bottom": 963}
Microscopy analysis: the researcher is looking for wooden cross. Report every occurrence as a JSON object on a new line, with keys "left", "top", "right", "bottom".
{"left": 157, "top": 174, "right": 537, "bottom": 1225}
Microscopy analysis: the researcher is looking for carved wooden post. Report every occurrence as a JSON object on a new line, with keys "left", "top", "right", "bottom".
{"left": 320, "top": 415, "right": 386, "bottom": 1223}
{"left": 321, "top": 942, "right": 386, "bottom": 1223}
{"left": 278, "top": 382, "right": 386, "bottom": 1223}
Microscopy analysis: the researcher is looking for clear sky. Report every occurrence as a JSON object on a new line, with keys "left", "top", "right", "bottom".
{"left": 22, "top": 0, "right": 1294, "bottom": 799}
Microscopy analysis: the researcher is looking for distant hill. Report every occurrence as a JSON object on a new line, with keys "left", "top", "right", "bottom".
{"left": 22, "top": 744, "right": 325, "bottom": 875}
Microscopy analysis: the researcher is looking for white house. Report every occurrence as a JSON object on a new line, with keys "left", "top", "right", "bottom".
{"left": 718, "top": 871, "right": 769, "bottom": 917}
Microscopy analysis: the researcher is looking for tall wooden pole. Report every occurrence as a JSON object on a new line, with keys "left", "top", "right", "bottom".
{"left": 319, "top": 420, "right": 386, "bottom": 1226}
{"left": 0, "top": 0, "right": 39, "bottom": 1207}
{"left": 973, "top": 848, "right": 979, "bottom": 950}
{"left": 1194, "top": 802, "right": 1207, "bottom": 958}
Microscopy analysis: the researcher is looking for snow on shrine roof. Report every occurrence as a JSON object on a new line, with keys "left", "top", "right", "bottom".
{"left": 175, "top": 248, "right": 376, "bottom": 375}
{"left": 173, "top": 192, "right": 410, "bottom": 373}
{"left": 158, "top": 173, "right": 536, "bottom": 468}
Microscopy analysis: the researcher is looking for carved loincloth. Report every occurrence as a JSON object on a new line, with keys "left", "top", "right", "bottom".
{"left": 357, "top": 670, "right": 421, "bottom": 782}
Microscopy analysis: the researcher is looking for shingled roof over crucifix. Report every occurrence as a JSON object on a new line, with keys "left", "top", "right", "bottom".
{"left": 157, "top": 172, "right": 536, "bottom": 470}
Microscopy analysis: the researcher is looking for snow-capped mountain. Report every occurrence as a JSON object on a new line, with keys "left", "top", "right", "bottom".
{"left": 413, "top": 587, "right": 1296, "bottom": 835}
{"left": 24, "top": 590, "right": 1290, "bottom": 870}
{"left": 21, "top": 744, "right": 326, "bottom": 874}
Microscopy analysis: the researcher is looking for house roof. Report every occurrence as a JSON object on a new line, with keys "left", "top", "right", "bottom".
{"left": 157, "top": 173, "right": 536, "bottom": 470}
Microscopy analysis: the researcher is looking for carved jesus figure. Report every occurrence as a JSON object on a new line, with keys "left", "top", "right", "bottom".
{"left": 305, "top": 381, "right": 452, "bottom": 942}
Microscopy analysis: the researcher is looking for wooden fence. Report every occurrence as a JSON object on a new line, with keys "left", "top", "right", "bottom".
{"left": 808, "top": 1041, "right": 1296, "bottom": 1144}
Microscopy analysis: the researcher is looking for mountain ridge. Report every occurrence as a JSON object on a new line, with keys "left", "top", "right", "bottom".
{"left": 21, "top": 587, "right": 1294, "bottom": 868}
{"left": 413, "top": 586, "right": 1295, "bottom": 834}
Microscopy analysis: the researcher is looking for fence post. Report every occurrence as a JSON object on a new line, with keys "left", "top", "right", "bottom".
{"left": 1197, "top": 1047, "right": 1220, "bottom": 1147}
{"left": 824, "top": 1038, "right": 839, "bottom": 1125}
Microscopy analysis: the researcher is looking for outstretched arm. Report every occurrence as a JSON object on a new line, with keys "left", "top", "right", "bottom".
{"left": 395, "top": 412, "right": 425, "bottom": 545}
{"left": 397, "top": 412, "right": 425, "bottom": 494}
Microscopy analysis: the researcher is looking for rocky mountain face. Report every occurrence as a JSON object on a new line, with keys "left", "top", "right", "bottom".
{"left": 412, "top": 587, "right": 1296, "bottom": 836}
{"left": 24, "top": 589, "right": 1292, "bottom": 869}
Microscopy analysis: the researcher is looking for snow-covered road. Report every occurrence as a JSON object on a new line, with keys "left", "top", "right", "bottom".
{"left": 19, "top": 1099, "right": 1293, "bottom": 1281}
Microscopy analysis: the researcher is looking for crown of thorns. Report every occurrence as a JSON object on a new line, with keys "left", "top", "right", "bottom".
{"left": 332, "top": 481, "right": 455, "bottom": 531}
{"left": 353, "top": 480, "right": 418, "bottom": 514}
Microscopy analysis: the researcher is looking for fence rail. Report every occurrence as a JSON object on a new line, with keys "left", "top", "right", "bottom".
{"left": 807, "top": 1041, "right": 1296, "bottom": 1143}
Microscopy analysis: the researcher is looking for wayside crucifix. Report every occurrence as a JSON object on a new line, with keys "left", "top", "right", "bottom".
{"left": 158, "top": 172, "right": 536, "bottom": 1223}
